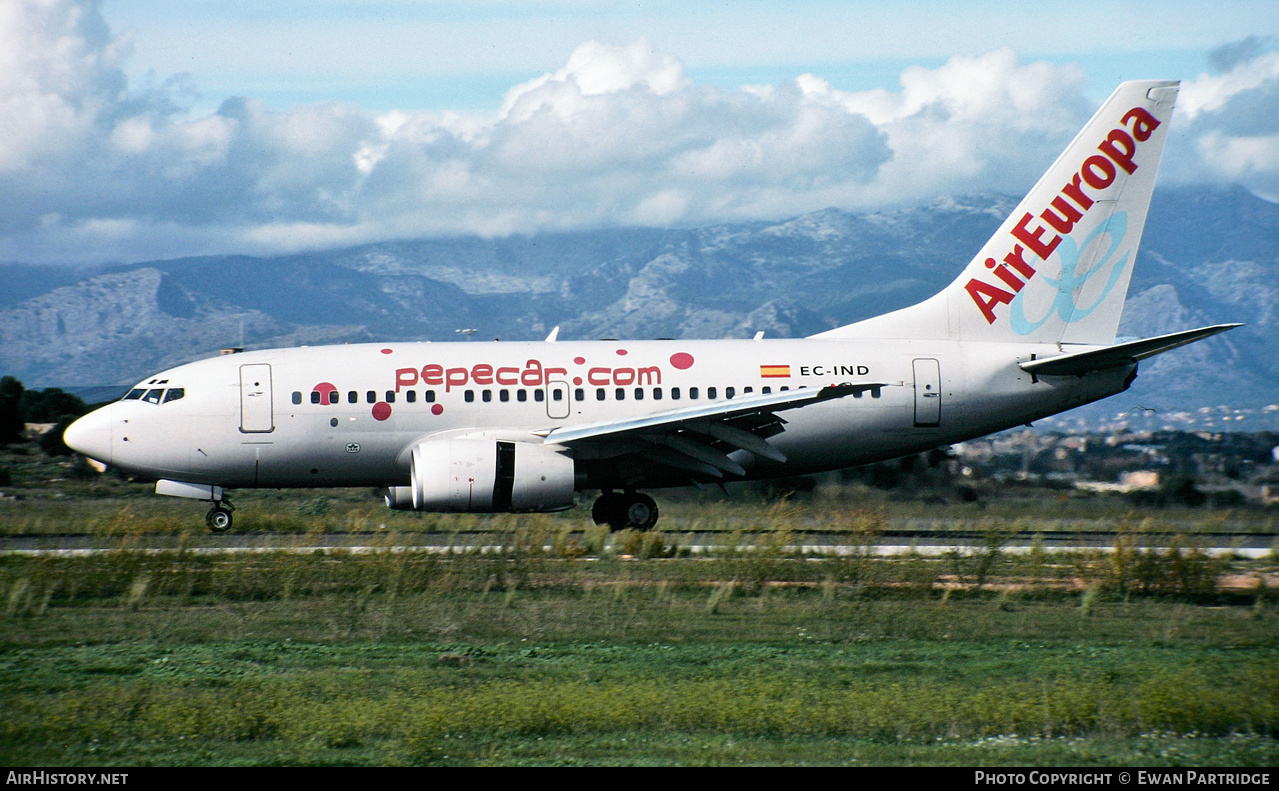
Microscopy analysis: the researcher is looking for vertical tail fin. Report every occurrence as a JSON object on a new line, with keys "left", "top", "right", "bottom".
{"left": 814, "top": 80, "right": 1178, "bottom": 345}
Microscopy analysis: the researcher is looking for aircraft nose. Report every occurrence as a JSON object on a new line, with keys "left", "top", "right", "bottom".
{"left": 63, "top": 408, "right": 112, "bottom": 464}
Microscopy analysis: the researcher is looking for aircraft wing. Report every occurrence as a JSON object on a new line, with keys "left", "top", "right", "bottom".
{"left": 540, "top": 382, "right": 890, "bottom": 480}
{"left": 1019, "top": 324, "right": 1242, "bottom": 378}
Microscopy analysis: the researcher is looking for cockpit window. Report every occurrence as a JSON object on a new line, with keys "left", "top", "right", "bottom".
{"left": 163, "top": 388, "right": 185, "bottom": 403}
{"left": 123, "top": 389, "right": 145, "bottom": 401}
{"left": 143, "top": 389, "right": 164, "bottom": 404}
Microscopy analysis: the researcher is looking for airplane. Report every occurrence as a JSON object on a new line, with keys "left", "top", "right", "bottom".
{"left": 64, "top": 80, "right": 1240, "bottom": 533}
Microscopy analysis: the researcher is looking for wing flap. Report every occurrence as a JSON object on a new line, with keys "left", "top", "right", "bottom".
{"left": 686, "top": 420, "right": 788, "bottom": 463}
{"left": 543, "top": 382, "right": 890, "bottom": 445}
{"left": 646, "top": 434, "right": 748, "bottom": 477}
{"left": 544, "top": 381, "right": 889, "bottom": 481}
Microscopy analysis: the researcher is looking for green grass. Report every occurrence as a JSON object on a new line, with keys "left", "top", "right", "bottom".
{"left": 2, "top": 543, "right": 1278, "bottom": 765}
{"left": 4, "top": 441, "right": 1279, "bottom": 765}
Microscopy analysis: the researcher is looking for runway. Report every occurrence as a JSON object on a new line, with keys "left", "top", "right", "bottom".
{"left": 3, "top": 527, "right": 1274, "bottom": 558}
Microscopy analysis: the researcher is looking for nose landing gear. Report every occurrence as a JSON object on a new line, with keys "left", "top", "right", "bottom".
{"left": 205, "top": 498, "right": 235, "bottom": 533}
{"left": 155, "top": 480, "right": 236, "bottom": 533}
{"left": 592, "top": 490, "right": 659, "bottom": 531}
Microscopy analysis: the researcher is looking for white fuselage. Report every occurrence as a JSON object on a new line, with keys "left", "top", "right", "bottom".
{"left": 67, "top": 337, "right": 1133, "bottom": 491}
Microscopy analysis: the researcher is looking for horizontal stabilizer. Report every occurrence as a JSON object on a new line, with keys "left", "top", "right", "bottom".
{"left": 1019, "top": 324, "right": 1242, "bottom": 377}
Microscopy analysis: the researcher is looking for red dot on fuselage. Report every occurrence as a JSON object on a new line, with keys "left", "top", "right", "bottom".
{"left": 380, "top": 348, "right": 393, "bottom": 354}
{"left": 431, "top": 404, "right": 443, "bottom": 416}
{"left": 670, "top": 352, "right": 694, "bottom": 370}
{"left": 616, "top": 349, "right": 628, "bottom": 356}
{"left": 574, "top": 356, "right": 586, "bottom": 365}
{"left": 372, "top": 402, "right": 392, "bottom": 421}
{"left": 573, "top": 376, "right": 582, "bottom": 386}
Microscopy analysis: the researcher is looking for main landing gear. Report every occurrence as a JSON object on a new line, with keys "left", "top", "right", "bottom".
{"left": 205, "top": 498, "right": 235, "bottom": 533}
{"left": 592, "top": 490, "right": 659, "bottom": 531}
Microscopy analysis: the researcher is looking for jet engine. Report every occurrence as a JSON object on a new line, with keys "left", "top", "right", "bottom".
{"left": 384, "top": 438, "right": 575, "bottom": 513}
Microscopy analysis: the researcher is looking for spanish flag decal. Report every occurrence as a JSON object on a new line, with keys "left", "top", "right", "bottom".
{"left": 760, "top": 364, "right": 791, "bottom": 378}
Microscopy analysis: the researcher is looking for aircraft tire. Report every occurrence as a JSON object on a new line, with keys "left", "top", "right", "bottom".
{"left": 624, "top": 493, "right": 659, "bottom": 530}
{"left": 206, "top": 506, "right": 233, "bottom": 533}
{"left": 592, "top": 491, "right": 627, "bottom": 530}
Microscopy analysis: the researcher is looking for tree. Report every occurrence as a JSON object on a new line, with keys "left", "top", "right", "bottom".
{"left": 20, "top": 387, "right": 88, "bottom": 423}
{"left": 0, "top": 377, "right": 24, "bottom": 445}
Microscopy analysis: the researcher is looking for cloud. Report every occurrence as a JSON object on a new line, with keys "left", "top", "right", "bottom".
{"left": 2, "top": 2, "right": 1277, "bottom": 266}
{"left": 1208, "top": 36, "right": 1273, "bottom": 74}
{"left": 1166, "top": 42, "right": 1279, "bottom": 199}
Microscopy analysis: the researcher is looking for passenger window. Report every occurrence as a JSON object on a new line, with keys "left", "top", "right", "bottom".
{"left": 482, "top": 390, "right": 492, "bottom": 402}
{"left": 596, "top": 388, "right": 606, "bottom": 401}
{"left": 653, "top": 388, "right": 662, "bottom": 400}
{"left": 534, "top": 390, "right": 544, "bottom": 402}
{"left": 163, "top": 388, "right": 184, "bottom": 403}
{"left": 516, "top": 390, "right": 527, "bottom": 402}
{"left": 634, "top": 388, "right": 644, "bottom": 400}
{"left": 781, "top": 386, "right": 790, "bottom": 391}
{"left": 615, "top": 388, "right": 625, "bottom": 401}
{"left": 762, "top": 386, "right": 771, "bottom": 394}
{"left": 425, "top": 390, "right": 436, "bottom": 403}
{"left": 464, "top": 390, "right": 475, "bottom": 403}
{"left": 500, "top": 390, "right": 510, "bottom": 402}
{"left": 291, "top": 391, "right": 302, "bottom": 405}
{"left": 708, "top": 387, "right": 717, "bottom": 399}
{"left": 689, "top": 387, "right": 698, "bottom": 399}
{"left": 671, "top": 387, "right": 680, "bottom": 400}
{"left": 311, "top": 391, "right": 321, "bottom": 404}
{"left": 552, "top": 388, "right": 563, "bottom": 402}
{"left": 406, "top": 391, "right": 417, "bottom": 403}
{"left": 348, "top": 391, "right": 358, "bottom": 404}
{"left": 726, "top": 387, "right": 735, "bottom": 399}
{"left": 366, "top": 391, "right": 376, "bottom": 404}
{"left": 385, "top": 391, "right": 395, "bottom": 403}
{"left": 574, "top": 388, "right": 584, "bottom": 401}
{"left": 743, "top": 387, "right": 753, "bottom": 394}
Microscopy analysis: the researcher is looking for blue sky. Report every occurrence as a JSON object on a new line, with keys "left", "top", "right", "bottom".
{"left": 2, "top": 0, "right": 1277, "bottom": 265}
{"left": 100, "top": 0, "right": 1267, "bottom": 113}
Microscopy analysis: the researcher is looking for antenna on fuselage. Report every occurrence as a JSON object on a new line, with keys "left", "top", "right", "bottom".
{"left": 455, "top": 328, "right": 478, "bottom": 341}
{"left": 545, "top": 326, "right": 560, "bottom": 342}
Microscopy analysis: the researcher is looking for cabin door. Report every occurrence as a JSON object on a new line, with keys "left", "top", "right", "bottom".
{"left": 239, "top": 363, "right": 275, "bottom": 433}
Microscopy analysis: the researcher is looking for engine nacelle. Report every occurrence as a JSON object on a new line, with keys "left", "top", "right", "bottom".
{"left": 387, "top": 438, "right": 575, "bottom": 513}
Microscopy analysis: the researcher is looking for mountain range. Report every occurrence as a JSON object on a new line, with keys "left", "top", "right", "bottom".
{"left": 2, "top": 186, "right": 1276, "bottom": 426}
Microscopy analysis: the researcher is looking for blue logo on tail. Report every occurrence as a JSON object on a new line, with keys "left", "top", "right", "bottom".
{"left": 1009, "top": 211, "right": 1130, "bottom": 336}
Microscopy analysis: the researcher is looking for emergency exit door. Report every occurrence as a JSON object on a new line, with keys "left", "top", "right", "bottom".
{"left": 913, "top": 358, "right": 941, "bottom": 427}
{"left": 545, "top": 379, "right": 571, "bottom": 420}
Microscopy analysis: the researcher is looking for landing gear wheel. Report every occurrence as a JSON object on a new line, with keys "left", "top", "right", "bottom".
{"left": 592, "top": 491, "right": 660, "bottom": 531}
{"left": 624, "top": 493, "right": 659, "bottom": 531}
{"left": 206, "top": 506, "right": 233, "bottom": 533}
{"left": 592, "top": 491, "right": 627, "bottom": 530}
